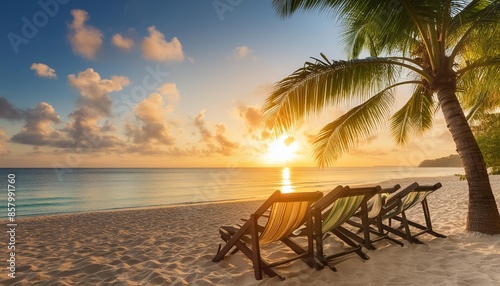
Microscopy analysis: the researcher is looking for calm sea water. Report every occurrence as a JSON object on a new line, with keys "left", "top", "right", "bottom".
{"left": 0, "top": 167, "right": 463, "bottom": 217}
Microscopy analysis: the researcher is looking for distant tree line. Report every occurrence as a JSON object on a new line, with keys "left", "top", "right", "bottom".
{"left": 473, "top": 114, "right": 500, "bottom": 175}
{"left": 419, "top": 114, "right": 500, "bottom": 175}
{"left": 419, "top": 154, "right": 462, "bottom": 167}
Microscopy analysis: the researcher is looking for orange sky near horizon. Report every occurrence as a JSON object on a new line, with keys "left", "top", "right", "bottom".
{"left": 0, "top": 2, "right": 458, "bottom": 169}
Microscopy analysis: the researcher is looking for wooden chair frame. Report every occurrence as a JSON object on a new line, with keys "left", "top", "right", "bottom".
{"left": 343, "top": 185, "right": 405, "bottom": 249}
{"left": 311, "top": 185, "right": 381, "bottom": 270}
{"left": 212, "top": 190, "right": 323, "bottom": 280}
{"left": 377, "top": 182, "right": 446, "bottom": 243}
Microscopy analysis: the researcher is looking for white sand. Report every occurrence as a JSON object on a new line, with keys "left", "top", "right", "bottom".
{"left": 2, "top": 175, "right": 500, "bottom": 285}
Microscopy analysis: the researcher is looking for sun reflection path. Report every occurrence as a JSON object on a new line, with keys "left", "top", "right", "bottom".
{"left": 281, "top": 167, "right": 294, "bottom": 193}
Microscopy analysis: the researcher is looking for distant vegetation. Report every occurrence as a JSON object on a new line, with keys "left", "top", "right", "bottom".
{"left": 419, "top": 155, "right": 462, "bottom": 167}
{"left": 472, "top": 114, "right": 500, "bottom": 175}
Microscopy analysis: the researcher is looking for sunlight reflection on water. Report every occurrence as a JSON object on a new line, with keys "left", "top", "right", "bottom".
{"left": 281, "top": 167, "right": 294, "bottom": 193}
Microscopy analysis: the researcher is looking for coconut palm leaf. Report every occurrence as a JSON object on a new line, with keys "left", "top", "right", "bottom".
{"left": 313, "top": 88, "right": 394, "bottom": 167}
{"left": 390, "top": 84, "right": 435, "bottom": 145}
{"left": 457, "top": 55, "right": 500, "bottom": 75}
{"left": 262, "top": 57, "right": 413, "bottom": 135}
{"left": 459, "top": 61, "right": 500, "bottom": 120}
{"left": 448, "top": 1, "right": 500, "bottom": 61}
{"left": 273, "top": 0, "right": 444, "bottom": 61}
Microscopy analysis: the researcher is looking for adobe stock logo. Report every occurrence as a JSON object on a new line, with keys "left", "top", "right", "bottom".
{"left": 213, "top": 0, "right": 244, "bottom": 21}
{"left": 7, "top": 0, "right": 71, "bottom": 54}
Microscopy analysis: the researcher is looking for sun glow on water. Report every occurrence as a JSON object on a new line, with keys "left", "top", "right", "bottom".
{"left": 281, "top": 167, "right": 294, "bottom": 193}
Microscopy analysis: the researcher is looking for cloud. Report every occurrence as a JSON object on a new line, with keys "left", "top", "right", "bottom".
{"left": 68, "top": 9, "right": 103, "bottom": 60}
{"left": 10, "top": 102, "right": 65, "bottom": 146}
{"left": 66, "top": 68, "right": 129, "bottom": 149}
{"left": 156, "top": 83, "right": 180, "bottom": 103}
{"left": 193, "top": 110, "right": 239, "bottom": 156}
{"left": 68, "top": 68, "right": 129, "bottom": 117}
{"left": 234, "top": 104, "right": 271, "bottom": 141}
{"left": 142, "top": 26, "right": 184, "bottom": 62}
{"left": 112, "top": 34, "right": 134, "bottom": 51}
{"left": 0, "top": 97, "right": 24, "bottom": 120}
{"left": 213, "top": 123, "right": 239, "bottom": 155}
{"left": 0, "top": 128, "right": 10, "bottom": 155}
{"left": 100, "top": 120, "right": 117, "bottom": 132}
{"left": 194, "top": 110, "right": 213, "bottom": 143}
{"left": 30, "top": 63, "right": 57, "bottom": 79}
{"left": 236, "top": 104, "right": 263, "bottom": 133}
{"left": 0, "top": 98, "right": 67, "bottom": 147}
{"left": 234, "top": 46, "right": 255, "bottom": 60}
{"left": 125, "top": 93, "right": 176, "bottom": 146}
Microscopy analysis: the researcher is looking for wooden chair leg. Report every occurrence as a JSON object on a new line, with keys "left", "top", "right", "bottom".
{"left": 213, "top": 221, "right": 251, "bottom": 262}
{"left": 360, "top": 203, "right": 373, "bottom": 250}
{"left": 331, "top": 229, "right": 369, "bottom": 260}
{"left": 250, "top": 214, "right": 263, "bottom": 280}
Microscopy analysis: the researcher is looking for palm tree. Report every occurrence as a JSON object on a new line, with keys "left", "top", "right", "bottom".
{"left": 263, "top": 0, "right": 500, "bottom": 234}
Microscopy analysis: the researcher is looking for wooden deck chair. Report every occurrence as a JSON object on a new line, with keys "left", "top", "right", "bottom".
{"left": 343, "top": 185, "right": 405, "bottom": 249}
{"left": 311, "top": 185, "right": 381, "bottom": 270}
{"left": 376, "top": 182, "right": 446, "bottom": 244}
{"left": 212, "top": 190, "right": 323, "bottom": 280}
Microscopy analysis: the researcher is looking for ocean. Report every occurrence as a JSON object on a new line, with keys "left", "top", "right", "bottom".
{"left": 0, "top": 167, "right": 464, "bottom": 217}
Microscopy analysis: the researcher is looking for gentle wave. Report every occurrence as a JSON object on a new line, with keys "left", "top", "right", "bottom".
{"left": 0, "top": 167, "right": 464, "bottom": 217}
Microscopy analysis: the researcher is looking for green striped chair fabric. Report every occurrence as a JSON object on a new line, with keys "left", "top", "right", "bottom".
{"left": 382, "top": 189, "right": 433, "bottom": 220}
{"left": 322, "top": 195, "right": 365, "bottom": 233}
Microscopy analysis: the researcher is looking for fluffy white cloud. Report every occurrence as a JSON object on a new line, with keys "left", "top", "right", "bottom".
{"left": 10, "top": 102, "right": 64, "bottom": 146}
{"left": 193, "top": 110, "right": 239, "bottom": 156}
{"left": 30, "top": 63, "right": 57, "bottom": 79}
{"left": 67, "top": 68, "right": 128, "bottom": 103}
{"left": 234, "top": 46, "right": 255, "bottom": 60}
{"left": 68, "top": 9, "right": 103, "bottom": 60}
{"left": 142, "top": 26, "right": 184, "bottom": 62}
{"left": 235, "top": 104, "right": 271, "bottom": 141}
{"left": 156, "top": 83, "right": 180, "bottom": 103}
{"left": 66, "top": 68, "right": 129, "bottom": 149}
{"left": 112, "top": 34, "right": 134, "bottom": 51}
{"left": 125, "top": 93, "right": 175, "bottom": 146}
{"left": 236, "top": 105, "right": 263, "bottom": 132}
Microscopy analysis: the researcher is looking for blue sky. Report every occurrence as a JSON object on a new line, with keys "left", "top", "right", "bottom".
{"left": 0, "top": 0, "right": 455, "bottom": 167}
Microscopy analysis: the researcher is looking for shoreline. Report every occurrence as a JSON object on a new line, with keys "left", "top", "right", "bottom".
{"left": 2, "top": 175, "right": 499, "bottom": 285}
{"left": 8, "top": 196, "right": 268, "bottom": 220}
{"left": 9, "top": 173, "right": 468, "bottom": 221}
{"left": 2, "top": 167, "right": 465, "bottom": 219}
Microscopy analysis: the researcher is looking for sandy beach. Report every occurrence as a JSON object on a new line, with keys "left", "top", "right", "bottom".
{"left": 3, "top": 175, "right": 500, "bottom": 285}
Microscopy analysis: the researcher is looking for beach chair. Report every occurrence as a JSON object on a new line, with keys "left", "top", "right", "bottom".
{"left": 311, "top": 185, "right": 381, "bottom": 270}
{"left": 376, "top": 182, "right": 446, "bottom": 244}
{"left": 212, "top": 190, "right": 323, "bottom": 280}
{"left": 342, "top": 185, "right": 405, "bottom": 249}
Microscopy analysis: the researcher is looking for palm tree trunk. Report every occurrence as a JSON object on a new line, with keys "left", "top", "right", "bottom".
{"left": 436, "top": 79, "right": 500, "bottom": 234}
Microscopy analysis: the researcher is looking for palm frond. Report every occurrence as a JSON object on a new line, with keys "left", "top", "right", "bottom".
{"left": 449, "top": 1, "right": 500, "bottom": 61}
{"left": 465, "top": 92, "right": 490, "bottom": 121}
{"left": 390, "top": 84, "right": 435, "bottom": 146}
{"left": 458, "top": 61, "right": 500, "bottom": 120}
{"left": 262, "top": 57, "right": 403, "bottom": 135}
{"left": 313, "top": 88, "right": 394, "bottom": 167}
{"left": 457, "top": 55, "right": 500, "bottom": 75}
{"left": 273, "top": 0, "right": 443, "bottom": 58}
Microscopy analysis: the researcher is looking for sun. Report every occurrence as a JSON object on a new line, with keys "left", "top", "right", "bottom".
{"left": 264, "top": 136, "right": 299, "bottom": 163}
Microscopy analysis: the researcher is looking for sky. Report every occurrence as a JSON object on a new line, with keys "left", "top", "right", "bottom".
{"left": 0, "top": 0, "right": 457, "bottom": 168}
